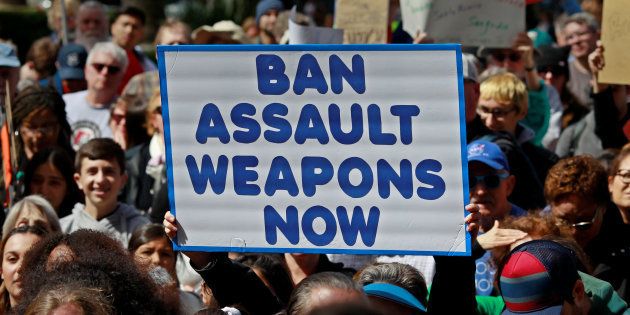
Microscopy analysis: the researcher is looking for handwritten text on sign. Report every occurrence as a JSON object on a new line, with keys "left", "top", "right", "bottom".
{"left": 159, "top": 45, "right": 468, "bottom": 255}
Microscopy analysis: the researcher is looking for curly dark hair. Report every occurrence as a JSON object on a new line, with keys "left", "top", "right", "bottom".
{"left": 16, "top": 229, "right": 172, "bottom": 314}
{"left": 544, "top": 155, "right": 609, "bottom": 206}
{"left": 12, "top": 85, "right": 73, "bottom": 157}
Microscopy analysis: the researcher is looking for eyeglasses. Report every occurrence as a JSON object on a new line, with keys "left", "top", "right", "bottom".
{"left": 491, "top": 51, "right": 521, "bottom": 62}
{"left": 110, "top": 113, "right": 125, "bottom": 124}
{"left": 469, "top": 173, "right": 509, "bottom": 189}
{"left": 20, "top": 122, "right": 58, "bottom": 135}
{"left": 91, "top": 63, "right": 121, "bottom": 74}
{"left": 556, "top": 206, "right": 602, "bottom": 231}
{"left": 615, "top": 170, "right": 630, "bottom": 184}
{"left": 564, "top": 30, "right": 593, "bottom": 43}
{"left": 477, "top": 105, "right": 517, "bottom": 118}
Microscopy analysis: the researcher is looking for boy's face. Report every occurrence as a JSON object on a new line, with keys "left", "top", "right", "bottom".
{"left": 477, "top": 97, "right": 525, "bottom": 135}
{"left": 74, "top": 157, "right": 127, "bottom": 212}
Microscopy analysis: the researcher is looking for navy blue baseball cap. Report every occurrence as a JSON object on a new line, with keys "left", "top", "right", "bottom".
{"left": 363, "top": 283, "right": 427, "bottom": 313}
{"left": 57, "top": 43, "right": 87, "bottom": 80}
{"left": 467, "top": 140, "right": 510, "bottom": 171}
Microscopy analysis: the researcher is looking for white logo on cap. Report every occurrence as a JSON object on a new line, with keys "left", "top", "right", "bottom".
{"left": 67, "top": 53, "right": 79, "bottom": 67}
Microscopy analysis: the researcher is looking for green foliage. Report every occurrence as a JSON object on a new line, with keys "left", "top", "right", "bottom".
{"left": 0, "top": 5, "right": 50, "bottom": 62}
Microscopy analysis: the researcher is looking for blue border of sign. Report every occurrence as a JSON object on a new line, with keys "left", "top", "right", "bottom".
{"left": 157, "top": 44, "right": 470, "bottom": 256}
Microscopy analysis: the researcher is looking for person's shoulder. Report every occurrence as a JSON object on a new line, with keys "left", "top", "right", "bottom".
{"left": 62, "top": 90, "right": 88, "bottom": 106}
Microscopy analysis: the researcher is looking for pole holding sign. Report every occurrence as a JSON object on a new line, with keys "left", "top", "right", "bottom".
{"left": 158, "top": 44, "right": 469, "bottom": 256}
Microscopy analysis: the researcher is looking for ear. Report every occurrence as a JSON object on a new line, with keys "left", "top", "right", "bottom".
{"left": 572, "top": 279, "right": 587, "bottom": 303}
{"left": 505, "top": 174, "right": 516, "bottom": 196}
{"left": 609, "top": 175, "right": 615, "bottom": 193}
{"left": 73, "top": 172, "right": 83, "bottom": 190}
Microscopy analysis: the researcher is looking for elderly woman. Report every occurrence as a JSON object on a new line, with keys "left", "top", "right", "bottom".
{"left": 2, "top": 195, "right": 61, "bottom": 239}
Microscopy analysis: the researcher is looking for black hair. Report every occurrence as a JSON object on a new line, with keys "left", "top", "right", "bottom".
{"left": 112, "top": 6, "right": 146, "bottom": 26}
{"left": 24, "top": 147, "right": 80, "bottom": 217}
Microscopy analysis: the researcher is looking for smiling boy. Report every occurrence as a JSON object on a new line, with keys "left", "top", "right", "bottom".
{"left": 60, "top": 138, "right": 148, "bottom": 246}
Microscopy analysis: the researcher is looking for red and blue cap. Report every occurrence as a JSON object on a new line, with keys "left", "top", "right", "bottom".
{"left": 499, "top": 240, "right": 579, "bottom": 314}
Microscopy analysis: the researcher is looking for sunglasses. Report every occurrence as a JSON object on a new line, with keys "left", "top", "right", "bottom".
{"left": 91, "top": 63, "right": 121, "bottom": 74}
{"left": 491, "top": 52, "right": 521, "bottom": 62}
{"left": 469, "top": 173, "right": 509, "bottom": 189}
{"left": 556, "top": 206, "right": 602, "bottom": 231}
{"left": 477, "top": 105, "right": 517, "bottom": 117}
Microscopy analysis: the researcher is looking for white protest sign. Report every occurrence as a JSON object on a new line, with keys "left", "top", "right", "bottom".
{"left": 401, "top": 0, "right": 525, "bottom": 48}
{"left": 158, "top": 45, "right": 469, "bottom": 255}
{"left": 288, "top": 18, "right": 344, "bottom": 44}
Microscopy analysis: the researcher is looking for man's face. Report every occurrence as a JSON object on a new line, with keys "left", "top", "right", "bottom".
{"left": 259, "top": 9, "right": 279, "bottom": 32}
{"left": 77, "top": 8, "right": 107, "bottom": 39}
{"left": 74, "top": 157, "right": 127, "bottom": 213}
{"left": 551, "top": 194, "right": 604, "bottom": 248}
{"left": 488, "top": 49, "right": 525, "bottom": 77}
{"left": 610, "top": 155, "right": 630, "bottom": 211}
{"left": 111, "top": 14, "right": 144, "bottom": 50}
{"left": 85, "top": 52, "right": 124, "bottom": 93}
{"left": 563, "top": 22, "right": 598, "bottom": 60}
{"left": 477, "top": 97, "right": 524, "bottom": 135}
{"left": 469, "top": 162, "right": 514, "bottom": 226}
{"left": 159, "top": 28, "right": 190, "bottom": 45}
{"left": 0, "top": 66, "right": 19, "bottom": 108}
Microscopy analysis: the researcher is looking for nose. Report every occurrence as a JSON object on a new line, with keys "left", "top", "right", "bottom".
{"left": 544, "top": 71, "right": 553, "bottom": 81}
{"left": 151, "top": 252, "right": 161, "bottom": 266}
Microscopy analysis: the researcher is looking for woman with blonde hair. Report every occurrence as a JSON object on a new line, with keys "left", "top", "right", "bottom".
{"left": 2, "top": 195, "right": 60, "bottom": 240}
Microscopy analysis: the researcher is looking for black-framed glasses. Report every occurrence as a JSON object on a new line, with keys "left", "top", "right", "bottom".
{"left": 491, "top": 51, "right": 521, "bottom": 62}
{"left": 469, "top": 173, "right": 509, "bottom": 189}
{"left": 556, "top": 206, "right": 602, "bottom": 231}
{"left": 477, "top": 105, "right": 517, "bottom": 118}
{"left": 20, "top": 122, "right": 58, "bottom": 135}
{"left": 91, "top": 63, "right": 121, "bottom": 74}
{"left": 615, "top": 169, "right": 630, "bottom": 184}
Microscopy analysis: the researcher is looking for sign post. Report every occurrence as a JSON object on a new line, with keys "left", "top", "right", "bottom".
{"left": 158, "top": 44, "right": 470, "bottom": 256}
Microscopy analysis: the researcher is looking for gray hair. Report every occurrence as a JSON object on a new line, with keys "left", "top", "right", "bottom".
{"left": 287, "top": 272, "right": 364, "bottom": 315}
{"left": 2, "top": 195, "right": 61, "bottom": 240}
{"left": 563, "top": 12, "right": 600, "bottom": 32}
{"left": 87, "top": 42, "right": 129, "bottom": 72}
{"left": 357, "top": 262, "right": 428, "bottom": 307}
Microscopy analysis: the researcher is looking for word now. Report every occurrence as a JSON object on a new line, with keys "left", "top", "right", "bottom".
{"left": 264, "top": 205, "right": 380, "bottom": 247}
{"left": 257, "top": 53, "right": 366, "bottom": 95}
{"left": 195, "top": 103, "right": 420, "bottom": 145}
{"left": 186, "top": 155, "right": 445, "bottom": 200}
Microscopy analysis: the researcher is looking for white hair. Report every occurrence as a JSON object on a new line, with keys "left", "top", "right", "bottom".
{"left": 2, "top": 195, "right": 61, "bottom": 240}
{"left": 87, "top": 42, "right": 129, "bottom": 72}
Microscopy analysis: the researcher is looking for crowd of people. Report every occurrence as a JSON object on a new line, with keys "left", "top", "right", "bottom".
{"left": 0, "top": 0, "right": 628, "bottom": 314}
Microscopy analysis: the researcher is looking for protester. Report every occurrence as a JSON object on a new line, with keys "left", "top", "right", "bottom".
{"left": 1, "top": 195, "right": 60, "bottom": 239}
{"left": 110, "top": 6, "right": 156, "bottom": 94}
{"left": 63, "top": 42, "right": 127, "bottom": 149}
{"left": 121, "top": 19, "right": 191, "bottom": 106}
{"left": 255, "top": 0, "right": 284, "bottom": 44}
{"left": 23, "top": 147, "right": 80, "bottom": 217}
{"left": 8, "top": 86, "right": 74, "bottom": 199}
{"left": 0, "top": 225, "right": 48, "bottom": 313}
{"left": 563, "top": 12, "right": 600, "bottom": 109}
{"left": 477, "top": 72, "right": 558, "bottom": 209}
{"left": 17, "top": 37, "right": 58, "bottom": 91}
{"left": 24, "top": 283, "right": 113, "bottom": 315}
{"left": 128, "top": 223, "right": 204, "bottom": 314}
{"left": 74, "top": 1, "right": 109, "bottom": 51}
{"left": 17, "top": 229, "right": 171, "bottom": 314}
{"left": 60, "top": 138, "right": 149, "bottom": 246}
{"left": 51, "top": 43, "right": 88, "bottom": 94}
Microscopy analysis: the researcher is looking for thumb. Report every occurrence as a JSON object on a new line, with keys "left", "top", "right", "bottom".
{"left": 493, "top": 219, "right": 500, "bottom": 230}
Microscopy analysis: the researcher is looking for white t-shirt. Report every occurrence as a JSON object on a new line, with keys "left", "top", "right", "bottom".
{"left": 63, "top": 90, "right": 114, "bottom": 150}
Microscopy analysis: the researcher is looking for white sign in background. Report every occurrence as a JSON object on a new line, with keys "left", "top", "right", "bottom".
{"left": 400, "top": 0, "right": 525, "bottom": 48}
{"left": 159, "top": 45, "right": 469, "bottom": 255}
